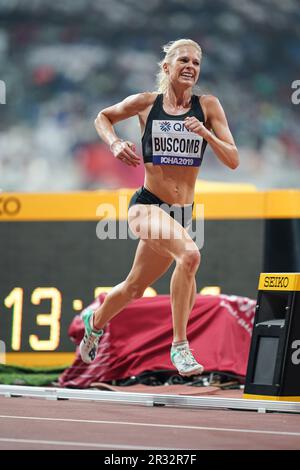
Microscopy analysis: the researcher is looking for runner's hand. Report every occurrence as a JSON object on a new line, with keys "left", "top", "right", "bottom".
{"left": 184, "top": 117, "right": 210, "bottom": 139}
{"left": 110, "top": 140, "right": 141, "bottom": 167}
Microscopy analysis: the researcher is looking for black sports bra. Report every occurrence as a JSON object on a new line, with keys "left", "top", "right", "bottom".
{"left": 142, "top": 94, "right": 207, "bottom": 167}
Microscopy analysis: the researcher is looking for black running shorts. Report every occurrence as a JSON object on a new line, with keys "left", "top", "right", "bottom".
{"left": 128, "top": 186, "right": 193, "bottom": 229}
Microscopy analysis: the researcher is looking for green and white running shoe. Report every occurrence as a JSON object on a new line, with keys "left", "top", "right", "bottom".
{"left": 79, "top": 308, "right": 104, "bottom": 364}
{"left": 170, "top": 342, "right": 204, "bottom": 377}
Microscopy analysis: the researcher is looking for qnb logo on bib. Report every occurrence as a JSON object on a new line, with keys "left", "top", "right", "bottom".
{"left": 152, "top": 120, "right": 203, "bottom": 167}
{"left": 160, "top": 121, "right": 171, "bottom": 132}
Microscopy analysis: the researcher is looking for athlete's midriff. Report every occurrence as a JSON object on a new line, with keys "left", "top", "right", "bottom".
{"left": 144, "top": 162, "right": 198, "bottom": 205}
{"left": 139, "top": 93, "right": 206, "bottom": 205}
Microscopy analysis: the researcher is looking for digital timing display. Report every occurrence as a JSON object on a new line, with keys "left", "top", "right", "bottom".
{"left": 0, "top": 191, "right": 266, "bottom": 363}
{"left": 1, "top": 286, "right": 156, "bottom": 353}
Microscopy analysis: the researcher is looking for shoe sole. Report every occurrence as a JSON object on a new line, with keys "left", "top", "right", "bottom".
{"left": 79, "top": 308, "right": 102, "bottom": 364}
{"left": 79, "top": 340, "right": 94, "bottom": 365}
{"left": 178, "top": 365, "right": 204, "bottom": 377}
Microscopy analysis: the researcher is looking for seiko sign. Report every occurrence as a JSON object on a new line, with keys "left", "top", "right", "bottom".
{"left": 263, "top": 276, "right": 289, "bottom": 288}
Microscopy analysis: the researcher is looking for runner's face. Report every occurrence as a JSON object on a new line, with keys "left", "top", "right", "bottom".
{"left": 166, "top": 46, "right": 201, "bottom": 87}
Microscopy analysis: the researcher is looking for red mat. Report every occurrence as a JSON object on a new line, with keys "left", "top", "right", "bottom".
{"left": 59, "top": 294, "right": 255, "bottom": 388}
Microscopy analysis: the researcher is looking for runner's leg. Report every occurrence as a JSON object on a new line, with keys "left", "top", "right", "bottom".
{"left": 93, "top": 238, "right": 173, "bottom": 329}
{"left": 128, "top": 204, "right": 200, "bottom": 343}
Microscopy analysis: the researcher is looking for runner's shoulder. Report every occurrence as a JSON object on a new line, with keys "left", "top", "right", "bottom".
{"left": 199, "top": 94, "right": 221, "bottom": 123}
{"left": 199, "top": 94, "right": 220, "bottom": 107}
{"left": 129, "top": 91, "right": 158, "bottom": 110}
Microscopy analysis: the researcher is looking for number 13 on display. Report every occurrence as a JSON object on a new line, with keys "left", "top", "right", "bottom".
{"left": 4, "top": 287, "right": 62, "bottom": 351}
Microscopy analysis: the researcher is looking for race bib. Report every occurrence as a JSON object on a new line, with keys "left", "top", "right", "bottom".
{"left": 152, "top": 120, "right": 203, "bottom": 167}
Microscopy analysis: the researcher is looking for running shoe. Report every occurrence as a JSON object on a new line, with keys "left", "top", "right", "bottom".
{"left": 170, "top": 343, "right": 204, "bottom": 376}
{"left": 79, "top": 307, "right": 104, "bottom": 364}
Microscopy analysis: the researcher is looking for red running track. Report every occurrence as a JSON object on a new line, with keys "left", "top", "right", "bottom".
{"left": 0, "top": 390, "right": 300, "bottom": 450}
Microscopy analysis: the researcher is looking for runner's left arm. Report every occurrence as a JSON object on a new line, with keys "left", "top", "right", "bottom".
{"left": 184, "top": 95, "right": 239, "bottom": 170}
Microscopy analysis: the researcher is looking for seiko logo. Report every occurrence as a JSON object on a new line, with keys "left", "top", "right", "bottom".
{"left": 264, "top": 276, "right": 289, "bottom": 288}
{"left": 0, "top": 197, "right": 21, "bottom": 216}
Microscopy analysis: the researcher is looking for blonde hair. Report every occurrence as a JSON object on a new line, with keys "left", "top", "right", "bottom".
{"left": 156, "top": 39, "right": 202, "bottom": 94}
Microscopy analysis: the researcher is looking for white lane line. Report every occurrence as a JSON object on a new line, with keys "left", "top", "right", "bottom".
{"left": 0, "top": 415, "right": 299, "bottom": 437}
{"left": 0, "top": 437, "right": 168, "bottom": 450}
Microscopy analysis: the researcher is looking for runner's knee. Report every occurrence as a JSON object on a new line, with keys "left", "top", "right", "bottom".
{"left": 123, "top": 278, "right": 146, "bottom": 300}
{"left": 177, "top": 250, "right": 201, "bottom": 275}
